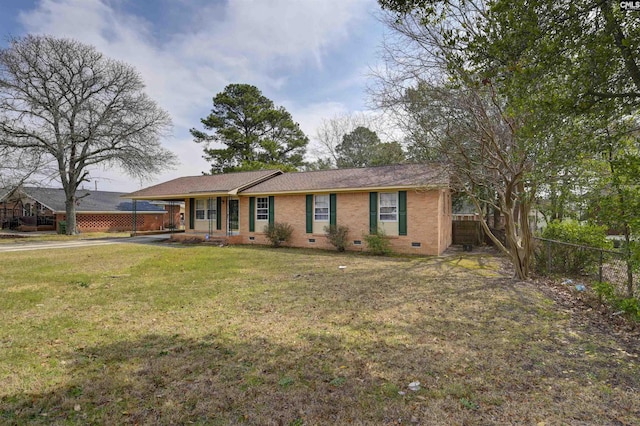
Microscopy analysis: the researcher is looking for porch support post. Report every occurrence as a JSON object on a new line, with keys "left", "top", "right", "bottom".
{"left": 132, "top": 200, "right": 137, "bottom": 236}
{"left": 208, "top": 197, "right": 213, "bottom": 236}
{"left": 170, "top": 200, "right": 175, "bottom": 233}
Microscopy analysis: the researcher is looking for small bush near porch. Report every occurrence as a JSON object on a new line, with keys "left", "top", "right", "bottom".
{"left": 0, "top": 245, "right": 638, "bottom": 424}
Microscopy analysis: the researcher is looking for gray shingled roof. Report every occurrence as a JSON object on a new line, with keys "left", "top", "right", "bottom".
{"left": 125, "top": 170, "right": 282, "bottom": 200}
{"left": 242, "top": 164, "right": 449, "bottom": 194}
{"left": 8, "top": 187, "right": 165, "bottom": 213}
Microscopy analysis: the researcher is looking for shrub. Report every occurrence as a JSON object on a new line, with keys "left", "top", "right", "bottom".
{"left": 364, "top": 228, "right": 392, "bottom": 255}
{"left": 324, "top": 224, "right": 350, "bottom": 252}
{"left": 593, "top": 281, "right": 640, "bottom": 321}
{"left": 264, "top": 222, "right": 293, "bottom": 248}
{"left": 542, "top": 220, "right": 612, "bottom": 248}
{"left": 539, "top": 220, "right": 613, "bottom": 275}
{"left": 593, "top": 281, "right": 616, "bottom": 304}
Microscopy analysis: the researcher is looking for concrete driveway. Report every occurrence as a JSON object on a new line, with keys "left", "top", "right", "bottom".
{"left": 0, "top": 234, "right": 172, "bottom": 253}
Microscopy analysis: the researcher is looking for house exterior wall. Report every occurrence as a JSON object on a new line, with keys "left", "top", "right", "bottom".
{"left": 2, "top": 193, "right": 172, "bottom": 233}
{"left": 163, "top": 204, "right": 183, "bottom": 229}
{"left": 186, "top": 197, "right": 229, "bottom": 237}
{"left": 438, "top": 190, "right": 453, "bottom": 253}
{"left": 0, "top": 199, "right": 55, "bottom": 221}
{"left": 1, "top": 198, "right": 55, "bottom": 231}
{"left": 242, "top": 189, "right": 451, "bottom": 255}
{"left": 55, "top": 213, "right": 165, "bottom": 232}
{"left": 181, "top": 189, "right": 452, "bottom": 255}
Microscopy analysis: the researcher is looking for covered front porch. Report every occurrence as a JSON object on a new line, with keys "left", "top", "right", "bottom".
{"left": 129, "top": 195, "right": 241, "bottom": 241}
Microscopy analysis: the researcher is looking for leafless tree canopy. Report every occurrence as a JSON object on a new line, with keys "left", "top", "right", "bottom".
{"left": 0, "top": 35, "right": 175, "bottom": 233}
{"left": 313, "top": 112, "right": 403, "bottom": 167}
{"left": 374, "top": 7, "right": 542, "bottom": 279}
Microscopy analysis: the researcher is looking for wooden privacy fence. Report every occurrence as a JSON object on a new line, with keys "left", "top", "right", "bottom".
{"left": 452, "top": 220, "right": 484, "bottom": 246}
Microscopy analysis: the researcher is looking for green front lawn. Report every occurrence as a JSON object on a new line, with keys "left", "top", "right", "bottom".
{"left": 0, "top": 232, "right": 131, "bottom": 244}
{"left": 0, "top": 244, "right": 638, "bottom": 424}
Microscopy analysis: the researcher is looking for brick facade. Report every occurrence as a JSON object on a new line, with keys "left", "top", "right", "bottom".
{"left": 1, "top": 188, "right": 170, "bottom": 233}
{"left": 162, "top": 204, "right": 182, "bottom": 229}
{"left": 183, "top": 189, "right": 452, "bottom": 255}
{"left": 55, "top": 212, "right": 166, "bottom": 232}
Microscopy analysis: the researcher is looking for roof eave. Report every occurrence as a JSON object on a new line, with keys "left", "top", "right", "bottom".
{"left": 233, "top": 170, "right": 284, "bottom": 194}
{"left": 74, "top": 210, "right": 167, "bottom": 214}
{"left": 124, "top": 170, "right": 283, "bottom": 200}
{"left": 241, "top": 183, "right": 449, "bottom": 196}
{"left": 2, "top": 189, "right": 58, "bottom": 212}
{"left": 125, "top": 192, "right": 230, "bottom": 200}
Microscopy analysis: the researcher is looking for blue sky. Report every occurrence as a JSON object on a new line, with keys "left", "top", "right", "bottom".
{"left": 0, "top": 0, "right": 388, "bottom": 191}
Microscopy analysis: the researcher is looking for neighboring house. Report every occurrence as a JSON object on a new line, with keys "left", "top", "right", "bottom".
{"left": 125, "top": 164, "right": 452, "bottom": 255}
{"left": 0, "top": 187, "right": 169, "bottom": 232}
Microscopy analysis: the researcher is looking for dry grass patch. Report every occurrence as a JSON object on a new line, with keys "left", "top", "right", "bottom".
{"left": 0, "top": 245, "right": 638, "bottom": 425}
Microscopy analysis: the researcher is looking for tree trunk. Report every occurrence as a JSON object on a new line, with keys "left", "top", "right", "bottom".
{"left": 65, "top": 194, "right": 78, "bottom": 235}
{"left": 504, "top": 209, "right": 528, "bottom": 280}
{"left": 471, "top": 195, "right": 530, "bottom": 280}
{"left": 493, "top": 204, "right": 501, "bottom": 229}
{"left": 518, "top": 200, "right": 533, "bottom": 280}
{"left": 624, "top": 225, "right": 634, "bottom": 298}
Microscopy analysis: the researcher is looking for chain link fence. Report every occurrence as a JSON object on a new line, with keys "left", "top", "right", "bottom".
{"left": 534, "top": 238, "right": 636, "bottom": 299}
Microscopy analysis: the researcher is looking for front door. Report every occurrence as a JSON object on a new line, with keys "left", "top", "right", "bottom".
{"left": 228, "top": 198, "right": 239, "bottom": 235}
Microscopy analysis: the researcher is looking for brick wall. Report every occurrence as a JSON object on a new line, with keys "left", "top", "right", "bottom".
{"left": 180, "top": 190, "right": 452, "bottom": 255}
{"left": 0, "top": 200, "right": 54, "bottom": 220}
{"left": 163, "top": 204, "right": 182, "bottom": 229}
{"left": 56, "top": 213, "right": 165, "bottom": 232}
{"left": 238, "top": 190, "right": 451, "bottom": 255}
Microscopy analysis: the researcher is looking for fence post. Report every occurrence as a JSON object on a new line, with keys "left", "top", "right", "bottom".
{"left": 599, "top": 250, "right": 603, "bottom": 283}
{"left": 627, "top": 258, "right": 634, "bottom": 298}
{"left": 546, "top": 239, "right": 552, "bottom": 274}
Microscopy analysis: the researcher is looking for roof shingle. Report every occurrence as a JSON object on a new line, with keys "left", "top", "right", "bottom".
{"left": 125, "top": 170, "right": 282, "bottom": 199}
{"left": 5, "top": 187, "right": 165, "bottom": 213}
{"left": 242, "top": 164, "right": 448, "bottom": 194}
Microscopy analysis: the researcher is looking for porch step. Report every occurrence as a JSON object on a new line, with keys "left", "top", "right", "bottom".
{"left": 204, "top": 237, "right": 228, "bottom": 246}
{"left": 169, "top": 233, "right": 228, "bottom": 245}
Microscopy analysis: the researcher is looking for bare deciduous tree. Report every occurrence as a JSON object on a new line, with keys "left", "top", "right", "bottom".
{"left": 314, "top": 112, "right": 374, "bottom": 166}
{"left": 0, "top": 149, "right": 46, "bottom": 190}
{"left": 313, "top": 112, "right": 404, "bottom": 168}
{"left": 0, "top": 35, "right": 175, "bottom": 234}
{"left": 404, "top": 80, "right": 539, "bottom": 279}
{"left": 374, "top": 8, "right": 557, "bottom": 279}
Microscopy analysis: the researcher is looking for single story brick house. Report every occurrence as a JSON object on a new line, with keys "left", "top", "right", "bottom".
{"left": 0, "top": 186, "right": 171, "bottom": 232}
{"left": 126, "top": 164, "right": 452, "bottom": 255}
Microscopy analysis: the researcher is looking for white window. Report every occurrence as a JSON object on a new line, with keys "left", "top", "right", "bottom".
{"left": 379, "top": 192, "right": 398, "bottom": 221}
{"left": 195, "top": 199, "right": 205, "bottom": 220}
{"left": 207, "top": 199, "right": 216, "bottom": 220}
{"left": 256, "top": 197, "right": 269, "bottom": 221}
{"left": 314, "top": 195, "right": 329, "bottom": 221}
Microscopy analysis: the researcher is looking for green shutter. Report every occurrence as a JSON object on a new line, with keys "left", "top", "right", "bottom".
{"left": 268, "top": 196, "right": 275, "bottom": 226}
{"left": 329, "top": 193, "right": 337, "bottom": 227}
{"left": 188, "top": 198, "right": 195, "bottom": 230}
{"left": 216, "top": 197, "right": 222, "bottom": 230}
{"left": 249, "top": 197, "right": 255, "bottom": 232}
{"left": 369, "top": 192, "right": 378, "bottom": 234}
{"left": 306, "top": 194, "right": 313, "bottom": 233}
{"left": 399, "top": 191, "right": 407, "bottom": 236}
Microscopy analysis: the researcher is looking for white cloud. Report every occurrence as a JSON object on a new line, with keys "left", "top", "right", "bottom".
{"left": 16, "top": 0, "right": 381, "bottom": 191}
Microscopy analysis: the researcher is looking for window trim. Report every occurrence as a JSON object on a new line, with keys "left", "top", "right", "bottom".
{"left": 314, "top": 194, "right": 330, "bottom": 222}
{"left": 207, "top": 198, "right": 217, "bottom": 221}
{"left": 195, "top": 199, "right": 206, "bottom": 220}
{"left": 256, "top": 196, "right": 269, "bottom": 221}
{"left": 379, "top": 192, "right": 398, "bottom": 222}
